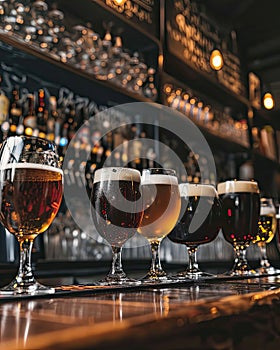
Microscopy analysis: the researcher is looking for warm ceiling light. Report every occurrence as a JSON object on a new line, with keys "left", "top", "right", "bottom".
{"left": 263, "top": 92, "right": 274, "bottom": 110}
{"left": 210, "top": 49, "right": 224, "bottom": 71}
{"left": 113, "top": 0, "right": 126, "bottom": 5}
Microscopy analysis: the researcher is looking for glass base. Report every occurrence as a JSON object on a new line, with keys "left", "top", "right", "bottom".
{"left": 140, "top": 270, "right": 176, "bottom": 284}
{"left": 255, "top": 266, "right": 280, "bottom": 276}
{"left": 0, "top": 279, "right": 55, "bottom": 296}
{"left": 97, "top": 276, "right": 141, "bottom": 286}
{"left": 223, "top": 268, "right": 256, "bottom": 277}
{"left": 176, "top": 270, "right": 216, "bottom": 280}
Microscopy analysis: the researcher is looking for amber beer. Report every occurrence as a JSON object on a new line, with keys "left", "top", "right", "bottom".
{"left": 91, "top": 167, "right": 142, "bottom": 247}
{"left": 218, "top": 181, "right": 260, "bottom": 245}
{"left": 168, "top": 184, "right": 220, "bottom": 246}
{"left": 0, "top": 164, "right": 63, "bottom": 241}
{"left": 138, "top": 174, "right": 181, "bottom": 241}
{"left": 255, "top": 199, "right": 277, "bottom": 244}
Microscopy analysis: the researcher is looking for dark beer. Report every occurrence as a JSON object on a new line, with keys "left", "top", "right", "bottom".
{"left": 168, "top": 184, "right": 220, "bottom": 246}
{"left": 218, "top": 181, "right": 260, "bottom": 246}
{"left": 0, "top": 164, "right": 63, "bottom": 242}
{"left": 91, "top": 168, "right": 142, "bottom": 247}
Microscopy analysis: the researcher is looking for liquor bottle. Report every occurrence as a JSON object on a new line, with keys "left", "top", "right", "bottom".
{"left": 36, "top": 88, "right": 47, "bottom": 139}
{"left": 65, "top": 102, "right": 77, "bottom": 142}
{"left": 46, "top": 96, "right": 58, "bottom": 142}
{"left": 143, "top": 67, "right": 158, "bottom": 100}
{"left": 128, "top": 124, "right": 142, "bottom": 169}
{"left": 0, "top": 87, "right": 10, "bottom": 141}
{"left": 23, "top": 93, "right": 38, "bottom": 137}
{"left": 9, "top": 86, "right": 22, "bottom": 136}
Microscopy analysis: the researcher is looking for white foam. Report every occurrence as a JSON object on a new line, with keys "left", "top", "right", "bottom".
{"left": 93, "top": 167, "right": 141, "bottom": 183}
{"left": 217, "top": 180, "right": 259, "bottom": 195}
{"left": 179, "top": 183, "right": 217, "bottom": 197}
{"left": 0, "top": 163, "right": 63, "bottom": 175}
{"left": 141, "top": 174, "right": 178, "bottom": 186}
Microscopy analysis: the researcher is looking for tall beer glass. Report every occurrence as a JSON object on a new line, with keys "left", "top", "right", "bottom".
{"left": 91, "top": 167, "right": 142, "bottom": 285}
{"left": 254, "top": 197, "right": 278, "bottom": 274}
{"left": 138, "top": 168, "right": 181, "bottom": 282}
{"left": 168, "top": 184, "right": 220, "bottom": 279}
{"left": 0, "top": 136, "right": 63, "bottom": 295}
{"left": 218, "top": 180, "right": 260, "bottom": 276}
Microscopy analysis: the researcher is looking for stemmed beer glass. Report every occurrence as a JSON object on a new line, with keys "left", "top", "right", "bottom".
{"left": 137, "top": 168, "right": 181, "bottom": 283}
{"left": 218, "top": 180, "right": 260, "bottom": 276}
{"left": 168, "top": 184, "right": 221, "bottom": 279}
{"left": 254, "top": 197, "right": 278, "bottom": 275}
{"left": 0, "top": 136, "right": 63, "bottom": 295}
{"left": 91, "top": 167, "right": 143, "bottom": 285}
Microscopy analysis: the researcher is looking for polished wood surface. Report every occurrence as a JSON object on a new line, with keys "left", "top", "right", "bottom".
{"left": 0, "top": 276, "right": 280, "bottom": 349}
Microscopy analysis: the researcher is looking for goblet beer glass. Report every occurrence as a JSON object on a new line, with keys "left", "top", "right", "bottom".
{"left": 138, "top": 168, "right": 181, "bottom": 282}
{"left": 91, "top": 167, "right": 143, "bottom": 285}
{"left": 218, "top": 180, "right": 260, "bottom": 276}
{"left": 0, "top": 136, "right": 63, "bottom": 295}
{"left": 168, "top": 184, "right": 220, "bottom": 279}
{"left": 254, "top": 197, "right": 278, "bottom": 275}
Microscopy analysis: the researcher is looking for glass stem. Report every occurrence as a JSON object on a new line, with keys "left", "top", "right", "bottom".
{"left": 17, "top": 240, "right": 36, "bottom": 285}
{"left": 110, "top": 246, "right": 126, "bottom": 278}
{"left": 187, "top": 246, "right": 199, "bottom": 273}
{"left": 233, "top": 246, "right": 250, "bottom": 272}
{"left": 149, "top": 240, "right": 165, "bottom": 276}
{"left": 258, "top": 243, "right": 270, "bottom": 268}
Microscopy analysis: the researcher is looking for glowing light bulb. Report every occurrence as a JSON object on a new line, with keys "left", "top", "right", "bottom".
{"left": 210, "top": 49, "right": 224, "bottom": 71}
{"left": 113, "top": 0, "right": 126, "bottom": 5}
{"left": 263, "top": 92, "right": 274, "bottom": 110}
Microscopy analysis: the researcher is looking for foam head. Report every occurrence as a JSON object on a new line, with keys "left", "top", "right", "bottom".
{"left": 217, "top": 180, "right": 259, "bottom": 195}
{"left": 93, "top": 167, "right": 141, "bottom": 183}
{"left": 0, "top": 163, "right": 63, "bottom": 175}
{"left": 179, "top": 183, "right": 217, "bottom": 197}
{"left": 141, "top": 172, "right": 178, "bottom": 186}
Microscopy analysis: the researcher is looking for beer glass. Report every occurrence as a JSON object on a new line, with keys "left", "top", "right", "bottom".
{"left": 91, "top": 167, "right": 142, "bottom": 285}
{"left": 138, "top": 168, "right": 181, "bottom": 282}
{"left": 168, "top": 184, "right": 220, "bottom": 279}
{"left": 0, "top": 136, "right": 63, "bottom": 295}
{"left": 254, "top": 197, "right": 278, "bottom": 274}
{"left": 218, "top": 180, "right": 260, "bottom": 276}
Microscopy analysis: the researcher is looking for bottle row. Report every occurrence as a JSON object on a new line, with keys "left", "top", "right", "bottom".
{"left": 163, "top": 82, "right": 250, "bottom": 148}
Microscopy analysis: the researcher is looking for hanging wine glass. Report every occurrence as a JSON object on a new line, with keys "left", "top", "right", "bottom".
{"left": 91, "top": 25, "right": 113, "bottom": 80}
{"left": 47, "top": 7, "right": 65, "bottom": 39}
{"left": 143, "top": 67, "right": 158, "bottom": 100}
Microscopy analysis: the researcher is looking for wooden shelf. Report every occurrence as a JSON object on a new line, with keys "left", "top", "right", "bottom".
{"left": 253, "top": 149, "right": 279, "bottom": 168}
{"left": 0, "top": 32, "right": 155, "bottom": 105}
{"left": 55, "top": 0, "right": 161, "bottom": 51}
{"left": 91, "top": 0, "right": 160, "bottom": 44}
{"left": 253, "top": 108, "right": 280, "bottom": 129}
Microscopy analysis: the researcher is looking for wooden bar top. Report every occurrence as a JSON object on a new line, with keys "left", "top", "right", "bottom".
{"left": 0, "top": 276, "right": 280, "bottom": 349}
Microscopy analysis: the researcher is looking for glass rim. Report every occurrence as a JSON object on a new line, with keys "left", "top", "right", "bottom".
{"left": 142, "top": 168, "right": 177, "bottom": 176}
{"left": 3, "top": 135, "right": 57, "bottom": 148}
{"left": 179, "top": 183, "right": 218, "bottom": 197}
{"left": 217, "top": 180, "right": 259, "bottom": 195}
{"left": 93, "top": 167, "right": 141, "bottom": 184}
